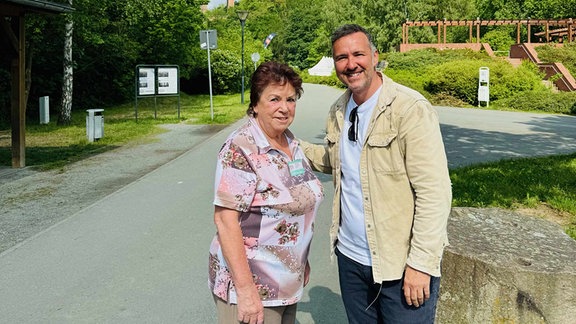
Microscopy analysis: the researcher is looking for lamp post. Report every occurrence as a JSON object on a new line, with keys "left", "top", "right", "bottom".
{"left": 236, "top": 10, "right": 249, "bottom": 104}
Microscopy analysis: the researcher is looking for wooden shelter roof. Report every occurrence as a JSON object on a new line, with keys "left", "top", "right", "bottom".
{"left": 1, "top": 0, "right": 73, "bottom": 168}
{"left": 402, "top": 18, "right": 575, "bottom": 46}
{"left": 0, "top": 0, "right": 74, "bottom": 16}
{"left": 404, "top": 18, "right": 574, "bottom": 27}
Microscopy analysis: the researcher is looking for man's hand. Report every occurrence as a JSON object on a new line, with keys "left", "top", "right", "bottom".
{"left": 402, "top": 266, "right": 431, "bottom": 307}
{"left": 236, "top": 285, "right": 264, "bottom": 324}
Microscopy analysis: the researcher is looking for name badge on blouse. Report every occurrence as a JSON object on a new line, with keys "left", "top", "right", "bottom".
{"left": 288, "top": 159, "right": 305, "bottom": 176}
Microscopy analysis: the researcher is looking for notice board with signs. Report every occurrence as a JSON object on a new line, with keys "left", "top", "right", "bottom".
{"left": 135, "top": 65, "right": 180, "bottom": 121}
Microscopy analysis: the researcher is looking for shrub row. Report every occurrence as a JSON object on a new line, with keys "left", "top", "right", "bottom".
{"left": 536, "top": 43, "right": 576, "bottom": 78}
{"left": 305, "top": 47, "right": 576, "bottom": 115}
{"left": 382, "top": 48, "right": 576, "bottom": 115}
{"left": 301, "top": 72, "right": 344, "bottom": 89}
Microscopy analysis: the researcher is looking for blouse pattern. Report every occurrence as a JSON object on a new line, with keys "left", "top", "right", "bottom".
{"left": 208, "top": 118, "right": 324, "bottom": 307}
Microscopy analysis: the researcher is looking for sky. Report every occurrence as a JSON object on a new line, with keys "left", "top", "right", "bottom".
{"left": 208, "top": 0, "right": 228, "bottom": 9}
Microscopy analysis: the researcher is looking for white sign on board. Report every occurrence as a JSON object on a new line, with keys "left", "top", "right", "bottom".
{"left": 138, "top": 67, "right": 155, "bottom": 96}
{"left": 157, "top": 67, "right": 178, "bottom": 95}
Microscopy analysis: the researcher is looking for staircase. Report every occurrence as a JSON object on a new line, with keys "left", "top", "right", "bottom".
{"left": 507, "top": 58, "right": 523, "bottom": 68}
{"left": 509, "top": 43, "right": 576, "bottom": 92}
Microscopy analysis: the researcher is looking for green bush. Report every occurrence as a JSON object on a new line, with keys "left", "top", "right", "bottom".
{"left": 304, "top": 47, "right": 575, "bottom": 116}
{"left": 482, "top": 29, "right": 515, "bottom": 52}
{"left": 384, "top": 48, "right": 488, "bottom": 72}
{"left": 423, "top": 60, "right": 485, "bottom": 104}
{"left": 383, "top": 69, "right": 431, "bottom": 98}
{"left": 301, "top": 71, "right": 344, "bottom": 88}
{"left": 424, "top": 59, "right": 546, "bottom": 105}
{"left": 536, "top": 43, "right": 576, "bottom": 77}
{"left": 210, "top": 49, "right": 242, "bottom": 94}
{"left": 497, "top": 90, "right": 576, "bottom": 114}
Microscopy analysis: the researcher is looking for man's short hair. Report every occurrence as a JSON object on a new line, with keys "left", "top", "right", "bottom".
{"left": 331, "top": 24, "right": 374, "bottom": 46}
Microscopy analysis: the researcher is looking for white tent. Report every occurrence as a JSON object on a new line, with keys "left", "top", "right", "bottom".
{"left": 308, "top": 56, "right": 334, "bottom": 76}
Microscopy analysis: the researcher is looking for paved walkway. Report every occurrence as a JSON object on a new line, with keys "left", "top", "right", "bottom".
{"left": 1, "top": 83, "right": 576, "bottom": 323}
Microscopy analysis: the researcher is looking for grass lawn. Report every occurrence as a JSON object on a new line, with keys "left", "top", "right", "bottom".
{"left": 450, "top": 154, "right": 576, "bottom": 239}
{"left": 1, "top": 92, "right": 575, "bottom": 239}
{"left": 0, "top": 93, "right": 246, "bottom": 169}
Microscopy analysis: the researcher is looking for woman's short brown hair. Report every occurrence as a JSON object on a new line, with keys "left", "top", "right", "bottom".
{"left": 247, "top": 61, "right": 303, "bottom": 117}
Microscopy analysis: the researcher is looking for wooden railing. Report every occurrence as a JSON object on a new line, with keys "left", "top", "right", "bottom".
{"left": 510, "top": 43, "right": 576, "bottom": 91}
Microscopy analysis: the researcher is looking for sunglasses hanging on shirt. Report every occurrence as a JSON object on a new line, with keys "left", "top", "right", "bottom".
{"left": 348, "top": 106, "right": 359, "bottom": 142}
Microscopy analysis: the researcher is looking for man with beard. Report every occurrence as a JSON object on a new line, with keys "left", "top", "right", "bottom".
{"left": 301, "top": 24, "right": 452, "bottom": 323}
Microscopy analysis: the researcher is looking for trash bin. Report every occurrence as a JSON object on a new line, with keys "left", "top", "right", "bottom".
{"left": 86, "top": 109, "right": 104, "bottom": 142}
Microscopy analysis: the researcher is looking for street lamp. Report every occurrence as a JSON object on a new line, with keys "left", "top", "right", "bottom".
{"left": 236, "top": 10, "right": 249, "bottom": 104}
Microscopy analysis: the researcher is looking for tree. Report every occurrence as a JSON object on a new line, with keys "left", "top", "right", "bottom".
{"left": 282, "top": 0, "right": 325, "bottom": 69}
{"left": 58, "top": 0, "right": 73, "bottom": 125}
{"left": 304, "top": 0, "right": 367, "bottom": 67}
{"left": 360, "top": 0, "right": 478, "bottom": 52}
{"left": 69, "top": 0, "right": 205, "bottom": 107}
{"left": 237, "top": 0, "right": 287, "bottom": 44}
{"left": 23, "top": 14, "right": 66, "bottom": 123}
{"left": 360, "top": 0, "right": 406, "bottom": 52}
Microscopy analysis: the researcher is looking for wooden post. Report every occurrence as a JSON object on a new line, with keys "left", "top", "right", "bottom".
{"left": 403, "top": 23, "right": 407, "bottom": 44}
{"left": 569, "top": 18, "right": 573, "bottom": 43}
{"left": 443, "top": 18, "right": 447, "bottom": 43}
{"left": 527, "top": 19, "right": 531, "bottom": 43}
{"left": 11, "top": 15, "right": 26, "bottom": 168}
{"left": 476, "top": 18, "right": 480, "bottom": 43}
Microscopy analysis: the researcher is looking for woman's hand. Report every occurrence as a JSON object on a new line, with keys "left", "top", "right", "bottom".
{"left": 304, "top": 262, "right": 311, "bottom": 287}
{"left": 236, "top": 285, "right": 264, "bottom": 324}
{"left": 214, "top": 206, "right": 265, "bottom": 324}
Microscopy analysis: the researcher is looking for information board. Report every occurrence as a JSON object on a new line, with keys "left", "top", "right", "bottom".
{"left": 134, "top": 64, "right": 180, "bottom": 121}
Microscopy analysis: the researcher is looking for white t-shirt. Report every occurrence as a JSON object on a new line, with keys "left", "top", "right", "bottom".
{"left": 337, "top": 88, "right": 382, "bottom": 266}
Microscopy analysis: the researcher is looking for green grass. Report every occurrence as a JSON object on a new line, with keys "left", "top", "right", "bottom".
{"left": 451, "top": 153, "right": 576, "bottom": 239}
{"left": 0, "top": 92, "right": 247, "bottom": 169}
{"left": 1, "top": 90, "right": 575, "bottom": 240}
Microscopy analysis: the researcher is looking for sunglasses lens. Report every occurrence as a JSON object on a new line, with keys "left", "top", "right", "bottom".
{"left": 348, "top": 106, "right": 358, "bottom": 141}
{"left": 348, "top": 125, "right": 355, "bottom": 141}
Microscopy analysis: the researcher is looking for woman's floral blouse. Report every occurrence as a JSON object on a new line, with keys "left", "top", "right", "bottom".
{"left": 209, "top": 118, "right": 324, "bottom": 307}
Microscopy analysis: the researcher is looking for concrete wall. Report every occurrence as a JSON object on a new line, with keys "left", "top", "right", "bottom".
{"left": 437, "top": 207, "right": 576, "bottom": 323}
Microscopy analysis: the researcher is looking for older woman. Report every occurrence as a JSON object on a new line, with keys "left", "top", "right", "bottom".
{"left": 208, "top": 62, "right": 324, "bottom": 324}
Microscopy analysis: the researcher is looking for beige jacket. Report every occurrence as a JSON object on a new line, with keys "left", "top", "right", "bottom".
{"left": 301, "top": 73, "right": 452, "bottom": 282}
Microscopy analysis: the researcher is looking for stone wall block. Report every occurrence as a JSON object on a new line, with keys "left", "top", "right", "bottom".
{"left": 437, "top": 207, "right": 576, "bottom": 323}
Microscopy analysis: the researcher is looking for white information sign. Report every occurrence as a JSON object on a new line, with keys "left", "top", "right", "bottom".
{"left": 138, "top": 67, "right": 155, "bottom": 96}
{"left": 478, "top": 67, "right": 490, "bottom": 107}
{"left": 157, "top": 67, "right": 178, "bottom": 95}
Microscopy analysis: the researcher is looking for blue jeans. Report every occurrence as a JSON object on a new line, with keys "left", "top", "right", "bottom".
{"left": 336, "top": 248, "right": 440, "bottom": 324}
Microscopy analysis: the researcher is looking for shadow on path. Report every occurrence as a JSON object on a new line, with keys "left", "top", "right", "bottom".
{"left": 441, "top": 116, "right": 576, "bottom": 168}
{"left": 297, "top": 286, "right": 347, "bottom": 324}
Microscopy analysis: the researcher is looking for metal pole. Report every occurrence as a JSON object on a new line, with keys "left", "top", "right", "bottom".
{"left": 207, "top": 31, "right": 214, "bottom": 120}
{"left": 241, "top": 20, "right": 245, "bottom": 104}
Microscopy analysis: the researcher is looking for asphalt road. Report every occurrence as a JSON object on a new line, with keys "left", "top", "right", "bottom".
{"left": 1, "top": 83, "right": 576, "bottom": 323}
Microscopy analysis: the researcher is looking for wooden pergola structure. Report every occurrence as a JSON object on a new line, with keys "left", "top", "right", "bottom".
{"left": 1, "top": 0, "right": 73, "bottom": 168}
{"left": 402, "top": 18, "right": 575, "bottom": 46}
